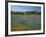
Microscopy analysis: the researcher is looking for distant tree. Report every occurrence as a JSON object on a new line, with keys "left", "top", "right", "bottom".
{"left": 31, "top": 11, "right": 36, "bottom": 14}
{"left": 20, "top": 12, "right": 24, "bottom": 15}
{"left": 11, "top": 11, "right": 41, "bottom": 15}
{"left": 38, "top": 12, "right": 41, "bottom": 15}
{"left": 15, "top": 12, "right": 20, "bottom": 15}
{"left": 26, "top": 11, "right": 31, "bottom": 15}
{"left": 11, "top": 11, "right": 15, "bottom": 15}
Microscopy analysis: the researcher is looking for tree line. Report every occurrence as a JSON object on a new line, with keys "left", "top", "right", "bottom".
{"left": 11, "top": 11, "right": 41, "bottom": 15}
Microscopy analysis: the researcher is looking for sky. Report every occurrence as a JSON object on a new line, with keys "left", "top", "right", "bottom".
{"left": 11, "top": 5, "right": 41, "bottom": 12}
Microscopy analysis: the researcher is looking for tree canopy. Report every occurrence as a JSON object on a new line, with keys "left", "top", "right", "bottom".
{"left": 11, "top": 11, "right": 41, "bottom": 15}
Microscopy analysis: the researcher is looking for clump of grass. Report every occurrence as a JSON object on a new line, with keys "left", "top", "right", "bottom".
{"left": 11, "top": 23, "right": 32, "bottom": 31}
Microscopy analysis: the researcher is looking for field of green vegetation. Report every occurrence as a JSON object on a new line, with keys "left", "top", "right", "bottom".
{"left": 11, "top": 11, "right": 41, "bottom": 31}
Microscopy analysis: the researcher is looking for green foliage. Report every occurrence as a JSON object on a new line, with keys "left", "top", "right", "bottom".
{"left": 11, "top": 21, "right": 32, "bottom": 31}
{"left": 11, "top": 11, "right": 41, "bottom": 15}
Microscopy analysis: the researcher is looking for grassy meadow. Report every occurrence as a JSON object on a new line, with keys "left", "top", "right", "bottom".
{"left": 11, "top": 11, "right": 41, "bottom": 31}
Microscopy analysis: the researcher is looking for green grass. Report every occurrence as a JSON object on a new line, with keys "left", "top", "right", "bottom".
{"left": 11, "top": 15, "right": 41, "bottom": 31}
{"left": 11, "top": 20, "right": 32, "bottom": 31}
{"left": 11, "top": 23, "right": 32, "bottom": 31}
{"left": 11, "top": 20, "right": 41, "bottom": 31}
